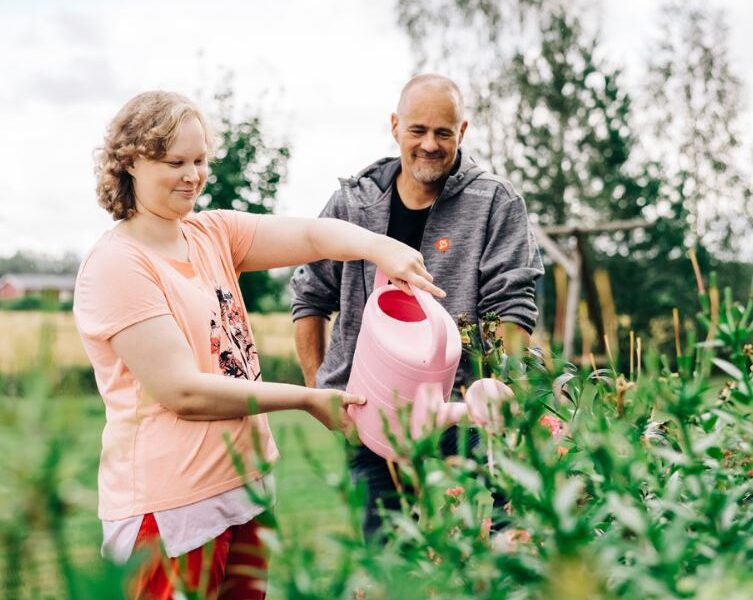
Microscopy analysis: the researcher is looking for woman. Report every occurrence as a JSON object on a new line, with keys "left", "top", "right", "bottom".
{"left": 74, "top": 90, "right": 444, "bottom": 599}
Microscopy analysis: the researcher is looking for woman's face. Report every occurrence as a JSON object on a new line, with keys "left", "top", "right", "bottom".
{"left": 127, "top": 116, "right": 208, "bottom": 220}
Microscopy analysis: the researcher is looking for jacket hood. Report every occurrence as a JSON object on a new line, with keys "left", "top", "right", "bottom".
{"left": 340, "top": 149, "right": 486, "bottom": 207}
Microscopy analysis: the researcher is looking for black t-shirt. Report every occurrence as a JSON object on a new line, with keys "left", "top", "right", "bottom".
{"left": 385, "top": 184, "right": 431, "bottom": 250}
{"left": 386, "top": 158, "right": 460, "bottom": 249}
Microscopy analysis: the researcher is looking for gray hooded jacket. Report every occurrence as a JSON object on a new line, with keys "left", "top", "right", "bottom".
{"left": 289, "top": 151, "right": 544, "bottom": 391}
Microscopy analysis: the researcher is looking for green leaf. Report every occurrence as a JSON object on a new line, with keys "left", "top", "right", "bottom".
{"left": 498, "top": 456, "right": 542, "bottom": 497}
{"left": 607, "top": 492, "right": 647, "bottom": 536}
{"left": 712, "top": 358, "right": 744, "bottom": 380}
{"left": 553, "top": 476, "right": 583, "bottom": 533}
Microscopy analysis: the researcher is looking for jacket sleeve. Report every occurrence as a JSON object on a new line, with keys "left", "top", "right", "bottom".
{"left": 477, "top": 186, "right": 544, "bottom": 333}
{"left": 289, "top": 191, "right": 346, "bottom": 321}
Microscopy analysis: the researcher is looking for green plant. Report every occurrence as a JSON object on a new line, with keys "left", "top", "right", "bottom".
{"left": 0, "top": 295, "right": 58, "bottom": 311}
{"left": 0, "top": 327, "right": 133, "bottom": 599}
{"left": 261, "top": 268, "right": 753, "bottom": 599}
{"left": 7, "top": 269, "right": 753, "bottom": 599}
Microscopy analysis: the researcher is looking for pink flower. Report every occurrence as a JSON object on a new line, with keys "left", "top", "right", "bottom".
{"left": 540, "top": 415, "right": 568, "bottom": 440}
{"left": 480, "top": 517, "right": 492, "bottom": 539}
{"left": 446, "top": 486, "right": 464, "bottom": 498}
{"left": 508, "top": 529, "right": 531, "bottom": 544}
{"left": 492, "top": 528, "right": 532, "bottom": 553}
{"left": 557, "top": 446, "right": 569, "bottom": 457}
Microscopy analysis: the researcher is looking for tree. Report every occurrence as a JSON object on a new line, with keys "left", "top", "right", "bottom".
{"left": 639, "top": 1, "right": 752, "bottom": 259}
{"left": 196, "top": 78, "right": 291, "bottom": 313}
{"left": 397, "top": 0, "right": 658, "bottom": 232}
{"left": 395, "top": 0, "right": 753, "bottom": 347}
{"left": 0, "top": 251, "right": 80, "bottom": 276}
{"left": 396, "top": 0, "right": 666, "bottom": 347}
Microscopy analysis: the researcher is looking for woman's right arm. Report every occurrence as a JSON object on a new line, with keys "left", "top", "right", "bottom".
{"left": 238, "top": 216, "right": 446, "bottom": 298}
{"left": 110, "top": 314, "right": 363, "bottom": 430}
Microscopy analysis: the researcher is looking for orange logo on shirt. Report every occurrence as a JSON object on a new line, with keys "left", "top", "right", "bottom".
{"left": 435, "top": 237, "right": 451, "bottom": 253}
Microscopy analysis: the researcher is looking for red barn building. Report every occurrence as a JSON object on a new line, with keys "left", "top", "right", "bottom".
{"left": 0, "top": 274, "right": 76, "bottom": 303}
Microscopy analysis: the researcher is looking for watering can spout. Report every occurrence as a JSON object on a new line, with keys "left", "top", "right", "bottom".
{"left": 410, "top": 378, "right": 514, "bottom": 439}
{"left": 410, "top": 382, "right": 468, "bottom": 439}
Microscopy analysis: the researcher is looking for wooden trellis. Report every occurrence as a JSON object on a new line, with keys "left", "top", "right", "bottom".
{"left": 532, "top": 219, "right": 649, "bottom": 361}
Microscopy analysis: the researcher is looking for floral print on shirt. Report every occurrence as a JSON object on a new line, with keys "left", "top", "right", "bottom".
{"left": 209, "top": 285, "right": 260, "bottom": 380}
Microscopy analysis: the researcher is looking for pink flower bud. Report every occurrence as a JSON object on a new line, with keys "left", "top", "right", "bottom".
{"left": 446, "top": 486, "right": 464, "bottom": 498}
{"left": 540, "top": 415, "right": 568, "bottom": 440}
{"left": 480, "top": 517, "right": 492, "bottom": 539}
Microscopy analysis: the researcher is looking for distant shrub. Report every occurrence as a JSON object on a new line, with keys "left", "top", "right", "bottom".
{"left": 1, "top": 295, "right": 45, "bottom": 311}
{"left": 0, "top": 366, "right": 98, "bottom": 397}
{"left": 261, "top": 354, "right": 305, "bottom": 385}
{"left": 0, "top": 295, "right": 63, "bottom": 311}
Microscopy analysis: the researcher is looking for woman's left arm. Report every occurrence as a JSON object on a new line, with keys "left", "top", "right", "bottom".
{"left": 238, "top": 215, "right": 445, "bottom": 298}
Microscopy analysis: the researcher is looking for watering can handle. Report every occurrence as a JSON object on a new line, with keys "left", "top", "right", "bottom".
{"left": 374, "top": 268, "right": 447, "bottom": 367}
{"left": 374, "top": 268, "right": 389, "bottom": 290}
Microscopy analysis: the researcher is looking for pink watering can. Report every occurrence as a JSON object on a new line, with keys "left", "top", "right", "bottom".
{"left": 346, "top": 269, "right": 512, "bottom": 461}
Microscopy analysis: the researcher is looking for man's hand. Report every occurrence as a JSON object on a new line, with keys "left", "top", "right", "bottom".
{"left": 498, "top": 322, "right": 530, "bottom": 357}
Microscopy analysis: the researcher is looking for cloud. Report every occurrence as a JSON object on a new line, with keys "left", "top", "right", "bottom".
{"left": 0, "top": 0, "right": 750, "bottom": 259}
{"left": 27, "top": 56, "right": 126, "bottom": 106}
{"left": 0, "top": 6, "right": 125, "bottom": 109}
{"left": 54, "top": 9, "right": 107, "bottom": 48}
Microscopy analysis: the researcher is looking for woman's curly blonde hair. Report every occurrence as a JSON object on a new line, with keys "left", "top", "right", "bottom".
{"left": 94, "top": 91, "right": 215, "bottom": 220}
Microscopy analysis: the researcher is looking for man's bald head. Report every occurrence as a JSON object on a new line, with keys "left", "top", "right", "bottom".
{"left": 391, "top": 74, "right": 468, "bottom": 187}
{"left": 396, "top": 74, "right": 465, "bottom": 125}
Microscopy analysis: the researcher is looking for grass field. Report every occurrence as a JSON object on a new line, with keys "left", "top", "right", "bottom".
{"left": 1, "top": 390, "right": 350, "bottom": 599}
{"left": 0, "top": 310, "right": 300, "bottom": 372}
{"left": 1, "top": 310, "right": 346, "bottom": 598}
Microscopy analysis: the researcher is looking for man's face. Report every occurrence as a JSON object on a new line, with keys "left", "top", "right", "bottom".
{"left": 391, "top": 86, "right": 468, "bottom": 185}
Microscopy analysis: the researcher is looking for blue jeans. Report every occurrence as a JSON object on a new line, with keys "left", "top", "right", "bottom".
{"left": 349, "top": 425, "right": 507, "bottom": 541}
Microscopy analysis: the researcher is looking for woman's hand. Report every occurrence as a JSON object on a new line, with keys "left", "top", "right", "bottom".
{"left": 304, "top": 388, "right": 366, "bottom": 432}
{"left": 368, "top": 235, "right": 446, "bottom": 298}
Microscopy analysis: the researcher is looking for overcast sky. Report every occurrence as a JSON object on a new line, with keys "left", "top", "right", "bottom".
{"left": 1, "top": 0, "right": 751, "bottom": 258}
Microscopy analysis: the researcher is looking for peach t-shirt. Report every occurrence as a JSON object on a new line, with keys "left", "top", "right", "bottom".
{"left": 74, "top": 209, "right": 279, "bottom": 520}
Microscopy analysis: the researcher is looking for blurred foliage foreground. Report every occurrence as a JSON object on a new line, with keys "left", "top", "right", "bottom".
{"left": 3, "top": 269, "right": 753, "bottom": 599}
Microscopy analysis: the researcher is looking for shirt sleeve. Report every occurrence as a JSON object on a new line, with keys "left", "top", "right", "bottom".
{"left": 74, "top": 242, "right": 171, "bottom": 341}
{"left": 194, "top": 209, "right": 261, "bottom": 271}
{"left": 289, "top": 191, "right": 346, "bottom": 321}
{"left": 477, "top": 187, "right": 545, "bottom": 333}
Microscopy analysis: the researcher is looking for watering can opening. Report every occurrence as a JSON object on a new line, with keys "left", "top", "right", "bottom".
{"left": 377, "top": 290, "right": 426, "bottom": 323}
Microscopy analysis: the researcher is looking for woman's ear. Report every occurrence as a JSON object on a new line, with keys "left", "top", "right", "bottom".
{"left": 125, "top": 156, "right": 140, "bottom": 177}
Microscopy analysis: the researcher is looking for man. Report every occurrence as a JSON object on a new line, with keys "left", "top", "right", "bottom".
{"left": 290, "top": 74, "right": 544, "bottom": 539}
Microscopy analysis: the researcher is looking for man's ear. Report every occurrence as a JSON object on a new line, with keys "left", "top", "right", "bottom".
{"left": 458, "top": 119, "right": 469, "bottom": 145}
{"left": 390, "top": 113, "right": 399, "bottom": 142}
